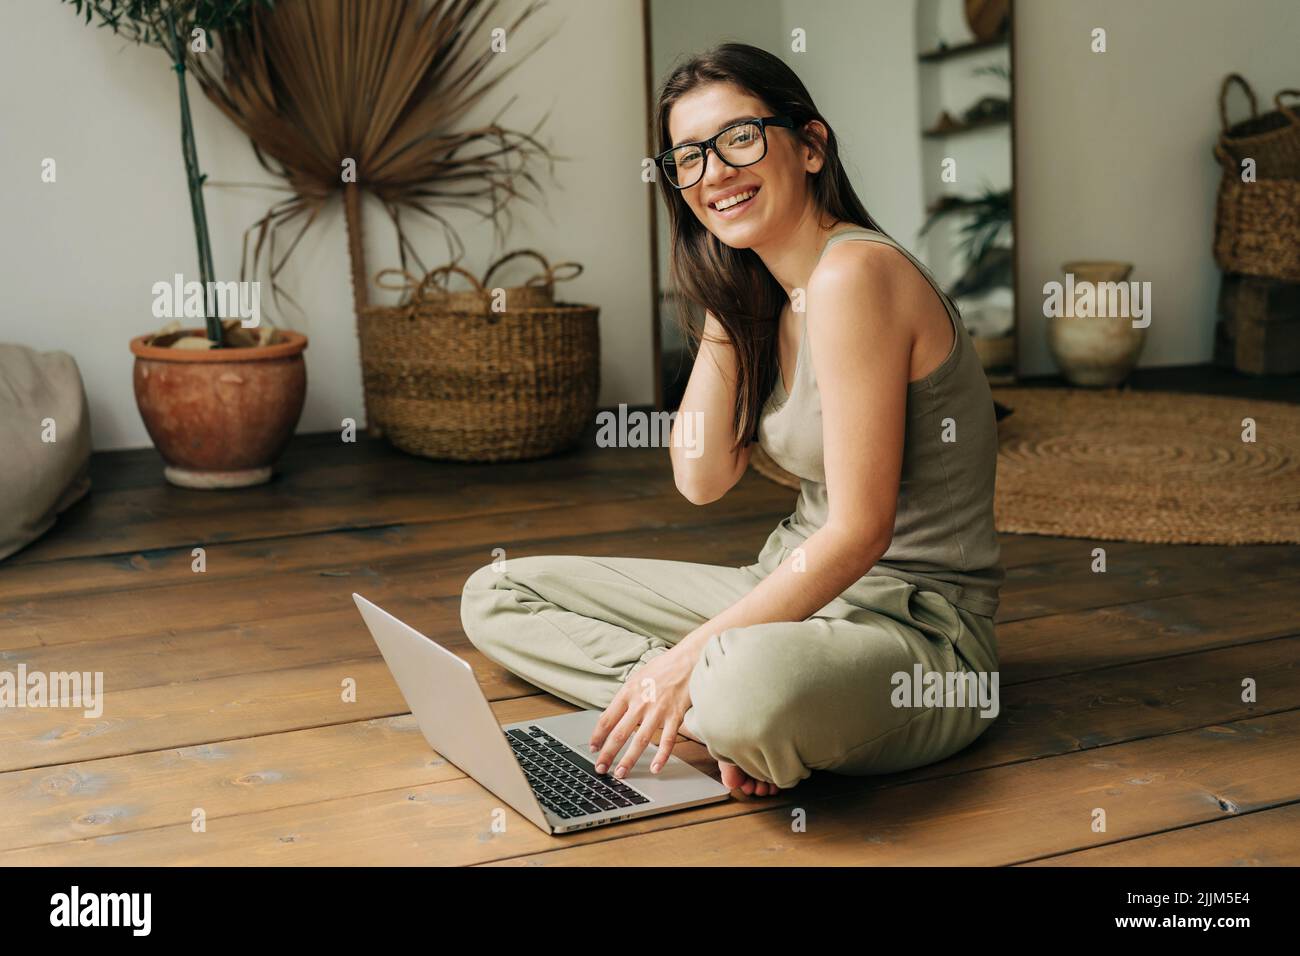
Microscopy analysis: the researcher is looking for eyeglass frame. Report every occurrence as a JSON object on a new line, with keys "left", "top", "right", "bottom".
{"left": 655, "top": 115, "right": 796, "bottom": 190}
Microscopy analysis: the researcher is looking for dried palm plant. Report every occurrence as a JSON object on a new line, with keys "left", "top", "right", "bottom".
{"left": 190, "top": 0, "right": 556, "bottom": 319}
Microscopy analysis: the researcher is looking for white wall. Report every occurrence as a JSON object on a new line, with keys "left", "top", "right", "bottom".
{"left": 1014, "top": 0, "right": 1300, "bottom": 374}
{"left": 5, "top": 0, "right": 1297, "bottom": 453}
{"left": 776, "top": 0, "right": 925, "bottom": 250}
{"left": 0, "top": 0, "right": 655, "bottom": 451}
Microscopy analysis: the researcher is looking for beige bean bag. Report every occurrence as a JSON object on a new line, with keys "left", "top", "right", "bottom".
{"left": 0, "top": 345, "right": 92, "bottom": 562}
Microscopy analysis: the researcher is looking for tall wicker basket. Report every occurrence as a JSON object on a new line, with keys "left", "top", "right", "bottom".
{"left": 1212, "top": 76, "right": 1300, "bottom": 282}
{"left": 1215, "top": 75, "right": 1300, "bottom": 179}
{"left": 357, "top": 251, "right": 599, "bottom": 462}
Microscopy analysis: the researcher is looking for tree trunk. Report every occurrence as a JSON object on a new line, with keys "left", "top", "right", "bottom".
{"left": 343, "top": 181, "right": 381, "bottom": 436}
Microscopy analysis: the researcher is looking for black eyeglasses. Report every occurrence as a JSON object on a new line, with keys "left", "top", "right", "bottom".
{"left": 655, "top": 115, "right": 795, "bottom": 189}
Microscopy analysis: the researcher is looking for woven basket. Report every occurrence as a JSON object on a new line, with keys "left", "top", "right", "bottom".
{"left": 1212, "top": 77, "right": 1300, "bottom": 281}
{"left": 1212, "top": 172, "right": 1300, "bottom": 281}
{"left": 1215, "top": 74, "right": 1300, "bottom": 179}
{"left": 389, "top": 248, "right": 582, "bottom": 312}
{"left": 359, "top": 252, "right": 599, "bottom": 462}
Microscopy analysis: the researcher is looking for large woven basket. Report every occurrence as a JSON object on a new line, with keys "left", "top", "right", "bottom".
{"left": 1212, "top": 77, "right": 1300, "bottom": 282}
{"left": 400, "top": 249, "right": 581, "bottom": 312}
{"left": 358, "top": 251, "right": 599, "bottom": 462}
{"left": 1215, "top": 74, "right": 1300, "bottom": 179}
{"left": 1212, "top": 170, "right": 1300, "bottom": 281}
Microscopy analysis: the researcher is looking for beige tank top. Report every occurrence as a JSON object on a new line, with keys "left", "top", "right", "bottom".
{"left": 756, "top": 226, "right": 1004, "bottom": 616}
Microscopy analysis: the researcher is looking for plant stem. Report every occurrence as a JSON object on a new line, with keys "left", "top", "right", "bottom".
{"left": 167, "top": 9, "right": 222, "bottom": 346}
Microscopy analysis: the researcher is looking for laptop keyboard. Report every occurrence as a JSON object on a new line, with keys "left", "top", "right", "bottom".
{"left": 506, "top": 726, "right": 651, "bottom": 820}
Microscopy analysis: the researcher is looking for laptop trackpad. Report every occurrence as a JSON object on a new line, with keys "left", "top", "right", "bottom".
{"left": 527, "top": 710, "right": 728, "bottom": 800}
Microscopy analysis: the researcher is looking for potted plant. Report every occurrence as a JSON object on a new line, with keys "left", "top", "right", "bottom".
{"left": 65, "top": 0, "right": 310, "bottom": 488}
{"left": 186, "top": 0, "right": 554, "bottom": 437}
{"left": 920, "top": 186, "right": 1015, "bottom": 380}
{"left": 920, "top": 186, "right": 1013, "bottom": 295}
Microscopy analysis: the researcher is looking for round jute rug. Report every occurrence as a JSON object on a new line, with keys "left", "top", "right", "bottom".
{"left": 749, "top": 387, "right": 1300, "bottom": 545}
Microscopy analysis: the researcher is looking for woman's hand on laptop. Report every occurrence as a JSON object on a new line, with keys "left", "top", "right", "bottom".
{"left": 589, "top": 638, "right": 703, "bottom": 779}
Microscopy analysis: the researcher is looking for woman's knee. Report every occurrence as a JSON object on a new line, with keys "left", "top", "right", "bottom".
{"left": 459, "top": 560, "right": 525, "bottom": 653}
{"left": 687, "top": 627, "right": 809, "bottom": 776}
{"left": 462, "top": 561, "right": 500, "bottom": 597}
{"left": 459, "top": 555, "right": 562, "bottom": 652}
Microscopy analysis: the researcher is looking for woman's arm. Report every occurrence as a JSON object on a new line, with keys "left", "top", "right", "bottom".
{"left": 673, "top": 242, "right": 911, "bottom": 654}
{"left": 669, "top": 310, "right": 753, "bottom": 504}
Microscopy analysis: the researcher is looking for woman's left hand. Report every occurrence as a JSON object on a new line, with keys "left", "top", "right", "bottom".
{"left": 589, "top": 637, "right": 702, "bottom": 779}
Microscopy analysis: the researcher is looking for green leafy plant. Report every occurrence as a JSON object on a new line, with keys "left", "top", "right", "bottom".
{"left": 63, "top": 0, "right": 274, "bottom": 346}
{"left": 919, "top": 186, "right": 1012, "bottom": 278}
{"left": 972, "top": 63, "right": 1011, "bottom": 82}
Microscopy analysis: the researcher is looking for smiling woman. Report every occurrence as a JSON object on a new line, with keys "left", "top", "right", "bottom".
{"left": 461, "top": 42, "right": 1004, "bottom": 799}
{"left": 711, "top": 187, "right": 757, "bottom": 213}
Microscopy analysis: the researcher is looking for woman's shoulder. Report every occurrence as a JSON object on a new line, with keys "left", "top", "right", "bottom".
{"left": 809, "top": 234, "right": 913, "bottom": 311}
{"left": 816, "top": 229, "right": 912, "bottom": 276}
{"left": 807, "top": 232, "right": 958, "bottom": 387}
{"left": 813, "top": 234, "right": 946, "bottom": 323}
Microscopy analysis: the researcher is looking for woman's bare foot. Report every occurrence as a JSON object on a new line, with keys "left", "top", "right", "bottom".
{"left": 718, "top": 760, "right": 782, "bottom": 797}
{"left": 677, "top": 724, "right": 782, "bottom": 796}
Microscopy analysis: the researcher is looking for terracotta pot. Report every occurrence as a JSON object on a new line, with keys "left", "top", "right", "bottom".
{"left": 1047, "top": 261, "right": 1147, "bottom": 388}
{"left": 129, "top": 329, "right": 308, "bottom": 488}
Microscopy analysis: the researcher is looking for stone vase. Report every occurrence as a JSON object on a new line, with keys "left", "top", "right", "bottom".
{"left": 1047, "top": 260, "right": 1147, "bottom": 387}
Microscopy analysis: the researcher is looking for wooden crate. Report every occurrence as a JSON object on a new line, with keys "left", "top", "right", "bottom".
{"left": 1217, "top": 273, "right": 1300, "bottom": 375}
{"left": 1213, "top": 319, "right": 1235, "bottom": 369}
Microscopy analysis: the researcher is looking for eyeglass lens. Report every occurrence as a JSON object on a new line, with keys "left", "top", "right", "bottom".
{"left": 664, "top": 122, "right": 765, "bottom": 188}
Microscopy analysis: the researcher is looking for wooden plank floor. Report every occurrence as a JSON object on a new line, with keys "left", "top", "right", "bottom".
{"left": 3, "top": 387, "right": 1299, "bottom": 866}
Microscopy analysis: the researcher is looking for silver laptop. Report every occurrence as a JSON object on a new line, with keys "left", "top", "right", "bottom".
{"left": 353, "top": 594, "right": 732, "bottom": 834}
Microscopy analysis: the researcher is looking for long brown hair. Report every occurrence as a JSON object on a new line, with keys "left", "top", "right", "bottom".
{"left": 655, "top": 42, "right": 889, "bottom": 450}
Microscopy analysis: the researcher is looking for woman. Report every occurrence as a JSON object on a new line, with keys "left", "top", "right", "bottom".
{"left": 461, "top": 42, "right": 1003, "bottom": 797}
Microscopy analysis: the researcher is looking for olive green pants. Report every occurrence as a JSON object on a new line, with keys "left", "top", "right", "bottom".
{"left": 459, "top": 533, "right": 999, "bottom": 790}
